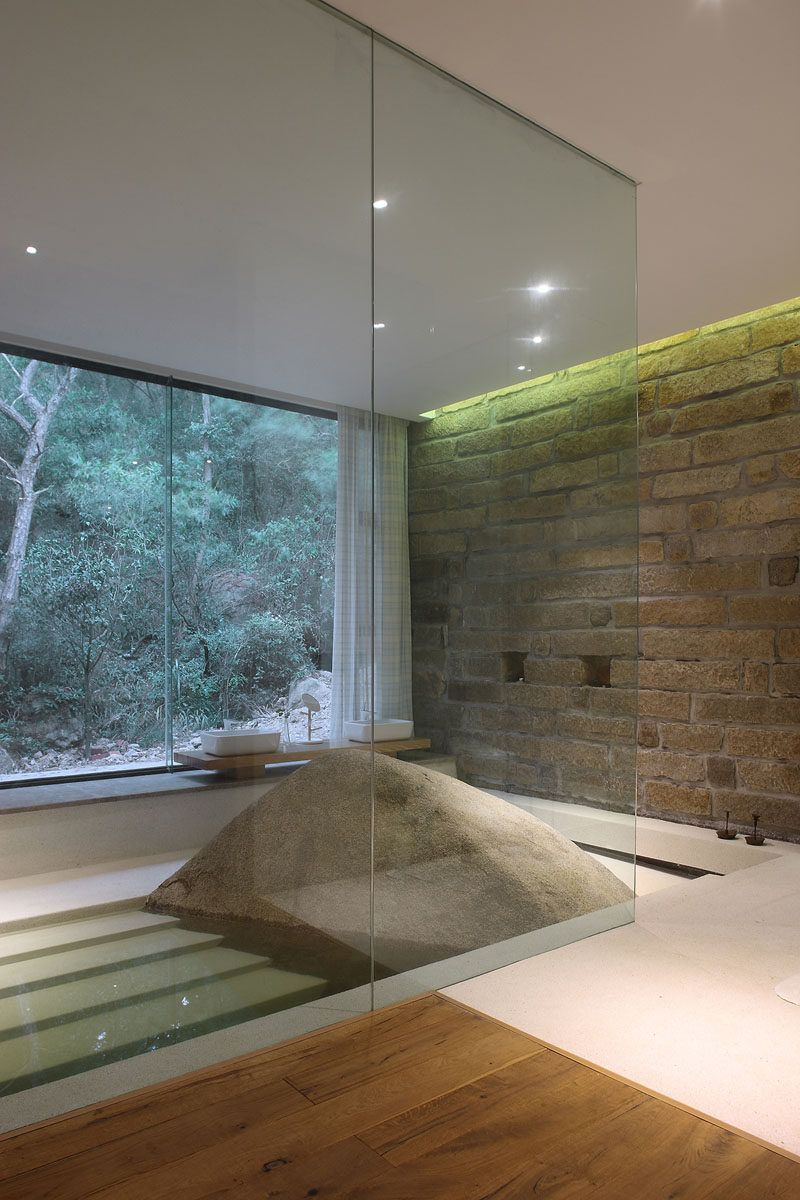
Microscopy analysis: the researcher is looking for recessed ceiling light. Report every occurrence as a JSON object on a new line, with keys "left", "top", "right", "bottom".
{"left": 373, "top": 199, "right": 388, "bottom": 209}
{"left": 26, "top": 245, "right": 37, "bottom": 255}
{"left": 373, "top": 322, "right": 386, "bottom": 329}
{"left": 533, "top": 282, "right": 552, "bottom": 294}
{"left": 532, "top": 335, "right": 543, "bottom": 344}
{"left": 517, "top": 365, "right": 526, "bottom": 371}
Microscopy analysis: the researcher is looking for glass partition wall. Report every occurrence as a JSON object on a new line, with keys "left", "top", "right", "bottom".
{"left": 0, "top": 0, "right": 636, "bottom": 1125}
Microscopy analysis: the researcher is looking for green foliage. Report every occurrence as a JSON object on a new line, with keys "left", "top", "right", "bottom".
{"left": 0, "top": 358, "right": 337, "bottom": 764}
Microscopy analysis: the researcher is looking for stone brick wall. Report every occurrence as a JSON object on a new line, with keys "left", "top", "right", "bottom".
{"left": 408, "top": 296, "right": 800, "bottom": 839}
{"left": 637, "top": 298, "right": 800, "bottom": 838}
{"left": 407, "top": 351, "right": 639, "bottom": 813}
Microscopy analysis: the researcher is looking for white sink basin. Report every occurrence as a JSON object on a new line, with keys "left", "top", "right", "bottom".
{"left": 199, "top": 728, "right": 280, "bottom": 755}
{"left": 344, "top": 719, "right": 414, "bottom": 742}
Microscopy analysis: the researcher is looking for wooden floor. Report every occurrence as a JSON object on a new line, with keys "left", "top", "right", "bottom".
{"left": 2, "top": 993, "right": 799, "bottom": 1199}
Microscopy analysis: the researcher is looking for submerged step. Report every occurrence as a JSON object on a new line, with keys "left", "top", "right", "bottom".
{"left": 0, "top": 908, "right": 181, "bottom": 963}
{"left": 2, "top": 959, "right": 328, "bottom": 1091}
{"left": 0, "top": 940, "right": 278, "bottom": 1030}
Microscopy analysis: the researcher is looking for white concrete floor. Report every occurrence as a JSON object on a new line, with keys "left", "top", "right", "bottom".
{"left": 445, "top": 817, "right": 800, "bottom": 1159}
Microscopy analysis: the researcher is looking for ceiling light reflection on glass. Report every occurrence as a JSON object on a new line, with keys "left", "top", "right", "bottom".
{"left": 26, "top": 245, "right": 37, "bottom": 255}
{"left": 531, "top": 282, "right": 552, "bottom": 294}
{"left": 373, "top": 322, "right": 386, "bottom": 329}
{"left": 373, "top": 198, "right": 388, "bottom": 209}
{"left": 532, "top": 335, "right": 543, "bottom": 344}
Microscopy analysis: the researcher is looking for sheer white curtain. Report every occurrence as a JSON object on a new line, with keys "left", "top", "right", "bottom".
{"left": 330, "top": 406, "right": 412, "bottom": 738}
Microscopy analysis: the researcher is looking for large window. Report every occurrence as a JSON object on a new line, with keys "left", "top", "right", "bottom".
{"left": 0, "top": 353, "right": 336, "bottom": 783}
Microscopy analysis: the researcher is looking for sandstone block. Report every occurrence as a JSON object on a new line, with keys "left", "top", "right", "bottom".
{"left": 768, "top": 556, "right": 799, "bottom": 586}
{"left": 410, "top": 531, "right": 467, "bottom": 557}
{"left": 664, "top": 534, "right": 692, "bottom": 563}
{"left": 711, "top": 790, "right": 800, "bottom": 832}
{"left": 782, "top": 343, "right": 800, "bottom": 374}
{"left": 643, "top": 781, "right": 711, "bottom": 815}
{"left": 726, "top": 727, "right": 800, "bottom": 759}
{"left": 779, "top": 450, "right": 800, "bottom": 479}
{"left": 488, "top": 494, "right": 567, "bottom": 521}
{"left": 555, "top": 422, "right": 636, "bottom": 461}
{"left": 448, "top": 680, "right": 505, "bottom": 704}
{"left": 636, "top": 380, "right": 658, "bottom": 414}
{"left": 539, "top": 569, "right": 635, "bottom": 601}
{"left": 706, "top": 756, "right": 736, "bottom": 788}
{"left": 643, "top": 411, "right": 673, "bottom": 438}
{"left": 652, "top": 464, "right": 741, "bottom": 500}
{"left": 738, "top": 760, "right": 800, "bottom": 794}
{"left": 408, "top": 486, "right": 449, "bottom": 513}
{"left": 411, "top": 457, "right": 485, "bottom": 489}
{"left": 689, "top": 501, "right": 717, "bottom": 530}
{"left": 638, "top": 692, "right": 691, "bottom": 722}
{"left": 456, "top": 426, "right": 510, "bottom": 457}
{"left": 730, "top": 594, "right": 800, "bottom": 623}
{"left": 410, "top": 557, "right": 447, "bottom": 581}
{"left": 778, "top": 629, "right": 800, "bottom": 659}
{"left": 409, "top": 506, "right": 485, "bottom": 533}
{"left": 561, "top": 766, "right": 636, "bottom": 809}
{"left": 466, "top": 549, "right": 552, "bottom": 578}
{"left": 773, "top": 664, "right": 800, "bottom": 696}
{"left": 746, "top": 455, "right": 777, "bottom": 487}
{"left": 524, "top": 657, "right": 585, "bottom": 684}
{"left": 459, "top": 475, "right": 526, "bottom": 506}
{"left": 550, "top": 630, "right": 637, "bottom": 657}
{"left": 693, "top": 525, "right": 800, "bottom": 561}
{"left": 502, "top": 683, "right": 571, "bottom": 716}
{"left": 638, "top": 660, "right": 739, "bottom": 692}
{"left": 743, "top": 662, "right": 769, "bottom": 693}
{"left": 639, "top": 562, "right": 760, "bottom": 595}
{"left": 670, "top": 382, "right": 793, "bottom": 433}
{"left": 638, "top": 327, "right": 750, "bottom": 382}
{"left": 638, "top": 597, "right": 727, "bottom": 627}
{"left": 409, "top": 439, "right": 456, "bottom": 468}
{"left": 413, "top": 404, "right": 491, "bottom": 441}
{"left": 639, "top": 502, "right": 687, "bottom": 534}
{"left": 641, "top": 628, "right": 774, "bottom": 661}
{"left": 527, "top": 458, "right": 599, "bottom": 494}
{"left": 639, "top": 540, "right": 665, "bottom": 563}
{"left": 572, "top": 479, "right": 638, "bottom": 510}
{"left": 694, "top": 415, "right": 800, "bottom": 466}
{"left": 638, "top": 749, "right": 706, "bottom": 782}
{"left": 638, "top": 439, "right": 692, "bottom": 474}
{"left": 638, "top": 720, "right": 659, "bottom": 747}
{"left": 491, "top": 440, "right": 553, "bottom": 476}
{"left": 694, "top": 694, "right": 800, "bottom": 725}
{"left": 470, "top": 522, "right": 543, "bottom": 552}
{"left": 658, "top": 350, "right": 780, "bottom": 407}
{"left": 751, "top": 312, "right": 800, "bottom": 351}
{"left": 610, "top": 658, "right": 637, "bottom": 685}
{"left": 720, "top": 487, "right": 800, "bottom": 527}
{"left": 509, "top": 407, "right": 573, "bottom": 448}
{"left": 557, "top": 712, "right": 636, "bottom": 743}
{"left": 614, "top": 600, "right": 638, "bottom": 627}
{"left": 557, "top": 543, "right": 637, "bottom": 571}
{"left": 414, "top": 668, "right": 447, "bottom": 697}
{"left": 660, "top": 723, "right": 724, "bottom": 752}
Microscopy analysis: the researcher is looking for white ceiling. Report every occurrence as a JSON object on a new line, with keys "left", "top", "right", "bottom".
{"left": 336, "top": 0, "right": 800, "bottom": 346}
{"left": 3, "top": 0, "right": 794, "bottom": 419}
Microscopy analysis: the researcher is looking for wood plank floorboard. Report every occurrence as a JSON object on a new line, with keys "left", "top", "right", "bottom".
{"left": 1, "top": 992, "right": 798, "bottom": 1199}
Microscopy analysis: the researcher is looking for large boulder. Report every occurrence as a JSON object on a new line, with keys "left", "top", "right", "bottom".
{"left": 146, "top": 750, "right": 630, "bottom": 974}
